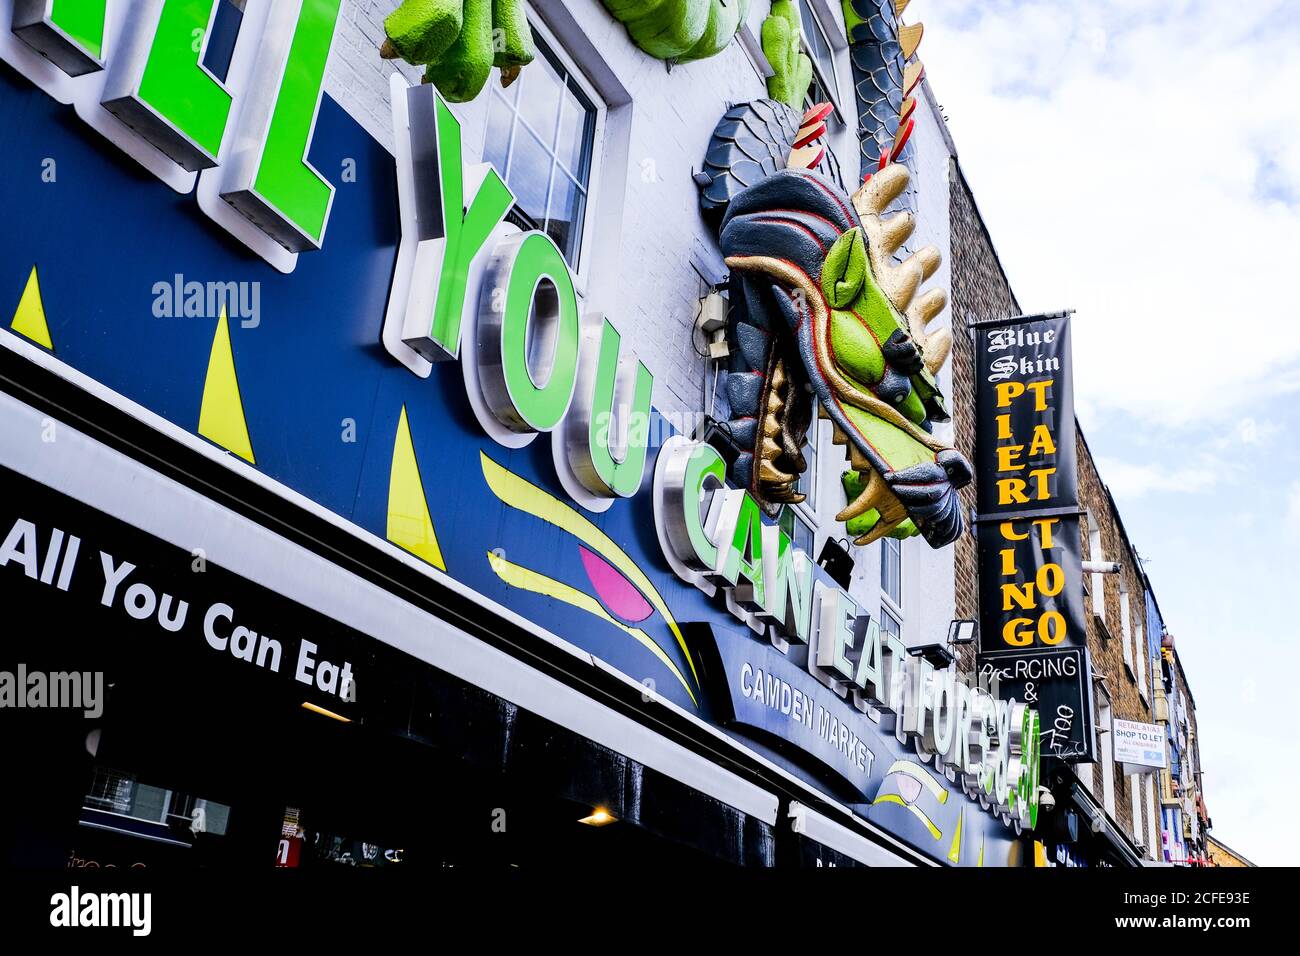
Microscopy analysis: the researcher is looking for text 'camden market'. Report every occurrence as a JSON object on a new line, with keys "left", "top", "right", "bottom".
{"left": 0, "top": 1, "right": 1217, "bottom": 869}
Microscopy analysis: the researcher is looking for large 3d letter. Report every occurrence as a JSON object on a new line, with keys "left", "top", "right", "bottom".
{"left": 388, "top": 81, "right": 514, "bottom": 367}
{"left": 219, "top": 0, "right": 343, "bottom": 252}
{"left": 12, "top": 0, "right": 107, "bottom": 75}
{"left": 654, "top": 437, "right": 727, "bottom": 595}
{"left": 102, "top": 0, "right": 233, "bottom": 170}
{"left": 563, "top": 316, "right": 654, "bottom": 503}
{"left": 476, "top": 231, "right": 581, "bottom": 434}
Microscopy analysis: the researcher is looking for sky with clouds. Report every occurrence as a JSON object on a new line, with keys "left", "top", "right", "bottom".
{"left": 910, "top": 0, "right": 1300, "bottom": 865}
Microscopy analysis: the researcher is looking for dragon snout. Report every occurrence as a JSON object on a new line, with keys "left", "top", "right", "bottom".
{"left": 884, "top": 449, "right": 974, "bottom": 548}
{"left": 937, "top": 448, "right": 972, "bottom": 490}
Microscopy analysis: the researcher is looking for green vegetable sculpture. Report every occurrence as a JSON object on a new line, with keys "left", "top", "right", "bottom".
{"left": 600, "top": 0, "right": 752, "bottom": 63}
{"left": 762, "top": 1, "right": 812, "bottom": 108}
{"left": 381, "top": 0, "right": 536, "bottom": 102}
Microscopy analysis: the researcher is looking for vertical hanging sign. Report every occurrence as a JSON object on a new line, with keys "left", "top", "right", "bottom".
{"left": 973, "top": 313, "right": 1095, "bottom": 762}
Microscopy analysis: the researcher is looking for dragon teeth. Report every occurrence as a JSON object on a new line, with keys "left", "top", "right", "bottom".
{"left": 758, "top": 460, "right": 792, "bottom": 484}
{"left": 923, "top": 328, "right": 952, "bottom": 376}
{"left": 908, "top": 287, "right": 948, "bottom": 332}
{"left": 761, "top": 436, "right": 782, "bottom": 459}
{"left": 906, "top": 246, "right": 942, "bottom": 282}
{"left": 880, "top": 212, "right": 915, "bottom": 255}
{"left": 851, "top": 163, "right": 910, "bottom": 218}
{"left": 769, "top": 361, "right": 787, "bottom": 391}
{"left": 884, "top": 258, "right": 924, "bottom": 311}
{"left": 836, "top": 469, "right": 888, "bottom": 523}
{"left": 854, "top": 514, "right": 906, "bottom": 547}
{"left": 879, "top": 496, "right": 908, "bottom": 524}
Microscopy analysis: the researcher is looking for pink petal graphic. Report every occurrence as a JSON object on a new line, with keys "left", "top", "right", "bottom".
{"left": 579, "top": 545, "right": 653, "bottom": 623}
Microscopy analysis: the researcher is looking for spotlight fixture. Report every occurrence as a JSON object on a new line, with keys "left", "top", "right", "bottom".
{"left": 578, "top": 808, "right": 617, "bottom": 827}
{"left": 946, "top": 619, "right": 977, "bottom": 646}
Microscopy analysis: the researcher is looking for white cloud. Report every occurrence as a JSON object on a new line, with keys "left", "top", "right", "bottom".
{"left": 1093, "top": 456, "right": 1220, "bottom": 498}
{"left": 1286, "top": 481, "right": 1300, "bottom": 529}
{"left": 911, "top": 0, "right": 1300, "bottom": 428}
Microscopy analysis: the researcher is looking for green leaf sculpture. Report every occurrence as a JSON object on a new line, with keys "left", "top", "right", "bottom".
{"left": 762, "top": 0, "right": 812, "bottom": 108}
{"left": 600, "top": 1, "right": 751, "bottom": 63}
{"left": 382, "top": 0, "right": 536, "bottom": 103}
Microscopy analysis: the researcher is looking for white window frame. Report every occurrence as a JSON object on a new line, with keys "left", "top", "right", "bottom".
{"left": 797, "top": 0, "right": 849, "bottom": 124}
{"left": 791, "top": 417, "right": 821, "bottom": 526}
{"left": 1098, "top": 691, "right": 1116, "bottom": 818}
{"left": 880, "top": 535, "right": 903, "bottom": 623}
{"left": 1144, "top": 774, "right": 1159, "bottom": 860}
{"left": 1119, "top": 587, "right": 1134, "bottom": 675}
{"left": 879, "top": 602, "right": 903, "bottom": 642}
{"left": 1086, "top": 512, "right": 1106, "bottom": 620}
{"left": 1135, "top": 621, "right": 1148, "bottom": 701}
{"left": 1130, "top": 772, "right": 1144, "bottom": 846}
{"left": 481, "top": 11, "right": 608, "bottom": 296}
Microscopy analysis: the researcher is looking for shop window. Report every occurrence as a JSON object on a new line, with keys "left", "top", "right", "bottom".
{"left": 73, "top": 768, "right": 232, "bottom": 868}
{"left": 275, "top": 806, "right": 404, "bottom": 869}
{"left": 482, "top": 28, "right": 599, "bottom": 271}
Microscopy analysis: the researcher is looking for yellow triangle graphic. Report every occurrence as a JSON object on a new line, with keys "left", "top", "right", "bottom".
{"left": 387, "top": 405, "right": 445, "bottom": 570}
{"left": 198, "top": 309, "right": 256, "bottom": 463}
{"left": 948, "top": 807, "right": 964, "bottom": 864}
{"left": 11, "top": 266, "right": 54, "bottom": 350}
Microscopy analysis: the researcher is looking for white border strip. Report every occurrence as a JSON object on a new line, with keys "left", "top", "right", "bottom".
{"left": 789, "top": 802, "right": 916, "bottom": 867}
{"left": 0, "top": 384, "right": 778, "bottom": 825}
{"left": 0, "top": 330, "right": 932, "bottom": 857}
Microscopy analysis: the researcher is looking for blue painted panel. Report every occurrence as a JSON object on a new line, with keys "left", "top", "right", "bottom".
{"left": 0, "top": 69, "right": 1023, "bottom": 864}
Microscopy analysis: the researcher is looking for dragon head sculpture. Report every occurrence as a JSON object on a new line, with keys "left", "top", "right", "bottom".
{"left": 716, "top": 160, "right": 970, "bottom": 548}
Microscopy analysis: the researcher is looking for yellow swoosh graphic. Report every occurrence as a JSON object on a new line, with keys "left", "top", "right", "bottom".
{"left": 480, "top": 452, "right": 699, "bottom": 687}
{"left": 487, "top": 551, "right": 698, "bottom": 707}
{"left": 882, "top": 759, "right": 948, "bottom": 803}
{"left": 871, "top": 794, "right": 942, "bottom": 840}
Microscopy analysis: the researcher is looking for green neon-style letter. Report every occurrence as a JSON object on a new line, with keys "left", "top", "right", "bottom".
{"left": 762, "top": 526, "right": 813, "bottom": 643}
{"left": 718, "top": 492, "right": 766, "bottom": 608}
{"left": 677, "top": 442, "right": 725, "bottom": 573}
{"left": 428, "top": 96, "right": 514, "bottom": 355}
{"left": 12, "top": 0, "right": 107, "bottom": 76}
{"left": 586, "top": 319, "right": 654, "bottom": 498}
{"left": 135, "top": 0, "right": 232, "bottom": 161}
{"left": 50, "top": 0, "right": 106, "bottom": 60}
{"left": 249, "top": 0, "right": 343, "bottom": 248}
{"left": 499, "top": 233, "right": 581, "bottom": 432}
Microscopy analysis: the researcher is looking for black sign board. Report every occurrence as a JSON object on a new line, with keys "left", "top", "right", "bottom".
{"left": 977, "top": 647, "right": 1097, "bottom": 762}
{"left": 974, "top": 314, "right": 1078, "bottom": 515}
{"left": 973, "top": 314, "right": 1094, "bottom": 762}
{"left": 976, "top": 514, "right": 1087, "bottom": 651}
